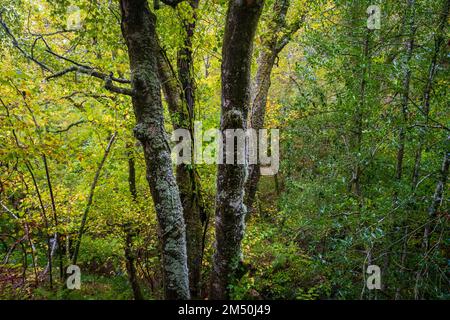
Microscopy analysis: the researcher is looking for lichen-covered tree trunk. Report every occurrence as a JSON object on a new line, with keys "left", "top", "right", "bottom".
{"left": 157, "top": 9, "right": 205, "bottom": 295}
{"left": 209, "top": 0, "right": 264, "bottom": 300}
{"left": 175, "top": 0, "right": 204, "bottom": 298}
{"left": 119, "top": 0, "right": 190, "bottom": 300}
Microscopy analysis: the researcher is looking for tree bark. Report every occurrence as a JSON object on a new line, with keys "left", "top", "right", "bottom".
{"left": 210, "top": 0, "right": 264, "bottom": 300}
{"left": 423, "top": 149, "right": 449, "bottom": 252}
{"left": 348, "top": 3, "right": 372, "bottom": 200}
{"left": 156, "top": 2, "right": 205, "bottom": 297}
{"left": 245, "top": 0, "right": 300, "bottom": 214}
{"left": 119, "top": 0, "right": 190, "bottom": 300}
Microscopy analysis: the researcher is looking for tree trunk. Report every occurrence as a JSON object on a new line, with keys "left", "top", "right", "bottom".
{"left": 72, "top": 132, "right": 117, "bottom": 265}
{"left": 174, "top": 0, "right": 204, "bottom": 298}
{"left": 157, "top": 2, "right": 205, "bottom": 296}
{"left": 119, "top": 0, "right": 190, "bottom": 300}
{"left": 209, "top": 0, "right": 264, "bottom": 300}
{"left": 348, "top": 3, "right": 371, "bottom": 200}
{"left": 411, "top": 0, "right": 449, "bottom": 189}
{"left": 422, "top": 149, "right": 449, "bottom": 251}
{"left": 127, "top": 143, "right": 137, "bottom": 201}
{"left": 414, "top": 146, "right": 449, "bottom": 299}
{"left": 395, "top": 0, "right": 415, "bottom": 188}
{"left": 245, "top": 0, "right": 295, "bottom": 214}
{"left": 124, "top": 143, "right": 144, "bottom": 300}
{"left": 124, "top": 224, "right": 144, "bottom": 300}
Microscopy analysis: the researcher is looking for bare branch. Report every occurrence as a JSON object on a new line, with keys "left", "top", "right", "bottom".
{"left": 48, "top": 119, "right": 88, "bottom": 134}
{"left": 0, "top": 13, "right": 52, "bottom": 72}
{"left": 47, "top": 67, "right": 133, "bottom": 96}
{"left": 46, "top": 66, "right": 130, "bottom": 84}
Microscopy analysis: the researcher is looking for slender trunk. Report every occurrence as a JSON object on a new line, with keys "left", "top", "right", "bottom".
{"left": 72, "top": 132, "right": 117, "bottom": 265}
{"left": 422, "top": 150, "right": 449, "bottom": 251}
{"left": 210, "top": 0, "right": 264, "bottom": 300}
{"left": 395, "top": 0, "right": 415, "bottom": 191}
{"left": 42, "top": 154, "right": 63, "bottom": 280}
{"left": 411, "top": 0, "right": 449, "bottom": 189}
{"left": 346, "top": 2, "right": 371, "bottom": 199}
{"left": 25, "top": 161, "right": 52, "bottom": 288}
{"left": 23, "top": 219, "right": 39, "bottom": 286}
{"left": 176, "top": 0, "right": 204, "bottom": 297}
{"left": 119, "top": 0, "right": 190, "bottom": 299}
{"left": 124, "top": 224, "right": 144, "bottom": 300}
{"left": 127, "top": 143, "right": 137, "bottom": 201}
{"left": 414, "top": 147, "right": 449, "bottom": 299}
{"left": 124, "top": 142, "right": 144, "bottom": 300}
{"left": 350, "top": 31, "right": 370, "bottom": 199}
{"left": 245, "top": 0, "right": 301, "bottom": 213}
{"left": 394, "top": 0, "right": 415, "bottom": 300}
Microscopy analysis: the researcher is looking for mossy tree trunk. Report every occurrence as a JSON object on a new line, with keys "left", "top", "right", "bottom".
{"left": 157, "top": 0, "right": 206, "bottom": 296}
{"left": 209, "top": 0, "right": 264, "bottom": 300}
{"left": 119, "top": 0, "right": 190, "bottom": 300}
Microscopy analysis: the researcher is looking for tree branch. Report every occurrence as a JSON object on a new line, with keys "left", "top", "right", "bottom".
{"left": 46, "top": 67, "right": 134, "bottom": 96}
{"left": 48, "top": 119, "right": 88, "bottom": 133}
{"left": 159, "top": 0, "right": 186, "bottom": 8}
{"left": 276, "top": 13, "right": 307, "bottom": 53}
{"left": 0, "top": 12, "right": 52, "bottom": 72}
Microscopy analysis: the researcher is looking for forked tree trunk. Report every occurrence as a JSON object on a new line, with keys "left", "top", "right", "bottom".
{"left": 245, "top": 0, "right": 300, "bottom": 213}
{"left": 119, "top": 0, "right": 190, "bottom": 300}
{"left": 210, "top": 0, "right": 264, "bottom": 300}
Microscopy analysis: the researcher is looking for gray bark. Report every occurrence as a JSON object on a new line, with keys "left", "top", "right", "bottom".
{"left": 157, "top": 2, "right": 205, "bottom": 296}
{"left": 210, "top": 0, "right": 264, "bottom": 300}
{"left": 119, "top": 0, "right": 190, "bottom": 300}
